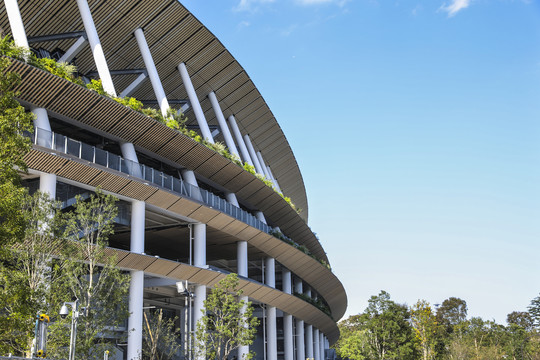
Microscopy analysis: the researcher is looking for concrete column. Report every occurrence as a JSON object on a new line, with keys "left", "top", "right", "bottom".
{"left": 306, "top": 324, "right": 314, "bottom": 360}
{"left": 294, "top": 278, "right": 303, "bottom": 294}
{"left": 208, "top": 92, "right": 239, "bottom": 157}
{"left": 134, "top": 28, "right": 169, "bottom": 116}
{"left": 194, "top": 284, "right": 206, "bottom": 360}
{"left": 237, "top": 240, "right": 249, "bottom": 360}
{"left": 178, "top": 63, "right": 213, "bottom": 143}
{"left": 127, "top": 200, "right": 145, "bottom": 360}
{"left": 283, "top": 268, "right": 294, "bottom": 360}
{"left": 319, "top": 332, "right": 325, "bottom": 360}
{"left": 306, "top": 287, "right": 312, "bottom": 298}
{"left": 181, "top": 169, "right": 202, "bottom": 201}
{"left": 314, "top": 329, "right": 320, "bottom": 360}
{"left": 256, "top": 152, "right": 271, "bottom": 178}
{"left": 225, "top": 192, "right": 240, "bottom": 207}
{"left": 193, "top": 223, "right": 206, "bottom": 268}
{"left": 32, "top": 108, "right": 52, "bottom": 148}
{"left": 265, "top": 258, "right": 275, "bottom": 288}
{"left": 227, "top": 115, "right": 253, "bottom": 165}
{"left": 59, "top": 36, "right": 88, "bottom": 63}
{"left": 4, "top": 0, "right": 29, "bottom": 48}
{"left": 255, "top": 211, "right": 267, "bottom": 225}
{"left": 265, "top": 257, "right": 277, "bottom": 360}
{"left": 296, "top": 319, "right": 305, "bottom": 360}
{"left": 120, "top": 142, "right": 142, "bottom": 178}
{"left": 243, "top": 134, "right": 264, "bottom": 175}
{"left": 76, "top": 0, "right": 116, "bottom": 96}
{"left": 119, "top": 73, "right": 147, "bottom": 98}
{"left": 39, "top": 173, "right": 56, "bottom": 199}
{"left": 266, "top": 166, "right": 282, "bottom": 193}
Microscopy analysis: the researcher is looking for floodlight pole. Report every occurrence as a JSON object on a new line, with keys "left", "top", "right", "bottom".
{"left": 61, "top": 299, "right": 80, "bottom": 360}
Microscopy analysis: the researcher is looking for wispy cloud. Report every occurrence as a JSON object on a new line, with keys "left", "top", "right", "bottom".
{"left": 234, "top": 0, "right": 275, "bottom": 12}
{"left": 440, "top": 0, "right": 471, "bottom": 17}
{"left": 295, "top": 0, "right": 350, "bottom": 6}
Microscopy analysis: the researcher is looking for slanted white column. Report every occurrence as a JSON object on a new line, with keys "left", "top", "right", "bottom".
{"left": 243, "top": 134, "right": 264, "bottom": 175}
{"left": 32, "top": 108, "right": 52, "bottom": 148}
{"left": 59, "top": 36, "right": 88, "bottom": 63}
{"left": 181, "top": 169, "right": 202, "bottom": 201}
{"left": 119, "top": 73, "right": 147, "bottom": 98}
{"left": 255, "top": 211, "right": 267, "bottom": 225}
{"left": 227, "top": 115, "right": 253, "bottom": 165}
{"left": 319, "top": 333, "right": 325, "bottom": 360}
{"left": 265, "top": 258, "right": 277, "bottom": 360}
{"left": 134, "top": 28, "right": 169, "bottom": 116}
{"left": 306, "top": 324, "right": 314, "bottom": 360}
{"left": 193, "top": 223, "right": 207, "bottom": 360}
{"left": 208, "top": 92, "right": 239, "bottom": 157}
{"left": 283, "top": 269, "right": 294, "bottom": 360}
{"left": 314, "top": 328, "right": 320, "bottom": 360}
{"left": 266, "top": 166, "right": 282, "bottom": 193}
{"left": 120, "top": 142, "right": 142, "bottom": 178}
{"left": 76, "top": 0, "right": 116, "bottom": 96}
{"left": 237, "top": 240, "right": 249, "bottom": 360}
{"left": 39, "top": 173, "right": 56, "bottom": 199}
{"left": 127, "top": 200, "right": 145, "bottom": 360}
{"left": 296, "top": 319, "right": 305, "bottom": 360}
{"left": 178, "top": 63, "right": 213, "bottom": 143}
{"left": 225, "top": 192, "right": 239, "bottom": 207}
{"left": 256, "top": 152, "right": 271, "bottom": 178}
{"left": 4, "top": 0, "right": 29, "bottom": 48}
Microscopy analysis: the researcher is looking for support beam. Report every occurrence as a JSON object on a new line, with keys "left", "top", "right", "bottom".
{"left": 59, "top": 36, "right": 88, "bottom": 63}
{"left": 256, "top": 151, "right": 271, "bottom": 178}
{"left": 27, "top": 31, "right": 86, "bottom": 43}
{"left": 296, "top": 319, "right": 305, "bottom": 360}
{"left": 267, "top": 166, "right": 281, "bottom": 193}
{"left": 265, "top": 257, "right": 277, "bottom": 360}
{"left": 134, "top": 28, "right": 169, "bottom": 116}
{"left": 227, "top": 115, "right": 253, "bottom": 165}
{"left": 306, "top": 324, "right": 314, "bottom": 360}
{"left": 193, "top": 223, "right": 207, "bottom": 360}
{"left": 320, "top": 332, "right": 325, "bottom": 360}
{"left": 237, "top": 240, "right": 249, "bottom": 360}
{"left": 181, "top": 169, "right": 202, "bottom": 201}
{"left": 120, "top": 142, "right": 142, "bottom": 178}
{"left": 208, "top": 92, "right": 239, "bottom": 157}
{"left": 225, "top": 192, "right": 239, "bottom": 207}
{"left": 32, "top": 108, "right": 52, "bottom": 148}
{"left": 76, "top": 0, "right": 116, "bottom": 96}
{"left": 243, "top": 134, "right": 264, "bottom": 175}
{"left": 4, "top": 0, "right": 29, "bottom": 48}
{"left": 255, "top": 211, "right": 267, "bottom": 225}
{"left": 314, "top": 328, "right": 320, "bottom": 360}
{"left": 178, "top": 62, "right": 214, "bottom": 143}
{"left": 283, "top": 269, "right": 293, "bottom": 360}
{"left": 119, "top": 73, "right": 147, "bottom": 98}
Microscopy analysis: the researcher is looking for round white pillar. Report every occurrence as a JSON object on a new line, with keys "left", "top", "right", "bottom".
{"left": 227, "top": 115, "right": 253, "bottom": 166}
{"left": 193, "top": 223, "right": 206, "bottom": 267}
{"left": 320, "top": 332, "right": 325, "bottom": 360}
{"left": 296, "top": 319, "right": 305, "bottom": 360}
{"left": 237, "top": 240, "right": 248, "bottom": 277}
{"left": 267, "top": 306, "right": 277, "bottom": 360}
{"left": 194, "top": 284, "right": 207, "bottom": 360}
{"left": 306, "top": 324, "right": 314, "bottom": 359}
{"left": 255, "top": 211, "right": 267, "bottom": 225}
{"left": 243, "top": 134, "right": 264, "bottom": 175}
{"left": 294, "top": 278, "right": 303, "bottom": 294}
{"left": 225, "top": 192, "right": 240, "bottom": 207}
{"left": 76, "top": 0, "right": 116, "bottom": 96}
{"left": 39, "top": 173, "right": 56, "bottom": 199}
{"left": 314, "top": 328, "right": 320, "bottom": 360}
{"left": 4, "top": 0, "right": 29, "bottom": 48}
{"left": 31, "top": 108, "right": 51, "bottom": 132}
{"left": 284, "top": 314, "right": 293, "bottom": 360}
{"left": 265, "top": 257, "right": 275, "bottom": 288}
{"left": 134, "top": 28, "right": 169, "bottom": 116}
{"left": 208, "top": 91, "right": 239, "bottom": 157}
{"left": 256, "top": 152, "right": 270, "bottom": 178}
{"left": 178, "top": 63, "right": 214, "bottom": 143}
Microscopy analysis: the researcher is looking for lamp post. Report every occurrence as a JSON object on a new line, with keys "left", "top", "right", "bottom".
{"left": 60, "top": 299, "right": 81, "bottom": 360}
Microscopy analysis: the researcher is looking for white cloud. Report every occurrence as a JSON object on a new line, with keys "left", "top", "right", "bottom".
{"left": 295, "top": 0, "right": 350, "bottom": 6}
{"left": 440, "top": 0, "right": 471, "bottom": 17}
{"left": 234, "top": 0, "right": 275, "bottom": 12}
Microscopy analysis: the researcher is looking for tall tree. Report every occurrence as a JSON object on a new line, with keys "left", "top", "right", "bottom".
{"left": 194, "top": 273, "right": 259, "bottom": 360}
{"left": 410, "top": 300, "right": 438, "bottom": 360}
{"left": 143, "top": 308, "right": 181, "bottom": 360}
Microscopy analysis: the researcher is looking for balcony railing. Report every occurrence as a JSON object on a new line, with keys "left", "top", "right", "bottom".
{"left": 29, "top": 127, "right": 271, "bottom": 233}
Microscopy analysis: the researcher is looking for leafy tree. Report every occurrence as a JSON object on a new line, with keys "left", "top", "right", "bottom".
{"left": 528, "top": 294, "right": 540, "bottom": 329}
{"left": 194, "top": 273, "right": 259, "bottom": 360}
{"left": 47, "top": 191, "right": 130, "bottom": 359}
{"left": 410, "top": 300, "right": 438, "bottom": 360}
{"left": 507, "top": 311, "right": 534, "bottom": 331}
{"left": 436, "top": 298, "right": 467, "bottom": 331}
{"left": 143, "top": 309, "right": 181, "bottom": 360}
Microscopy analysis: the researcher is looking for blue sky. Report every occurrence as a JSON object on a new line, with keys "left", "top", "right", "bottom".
{"left": 180, "top": 0, "right": 540, "bottom": 323}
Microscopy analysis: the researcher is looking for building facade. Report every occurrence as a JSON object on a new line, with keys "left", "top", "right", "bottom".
{"left": 1, "top": 0, "right": 347, "bottom": 359}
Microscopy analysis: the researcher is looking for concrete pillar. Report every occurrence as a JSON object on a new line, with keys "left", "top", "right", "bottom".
{"left": 265, "top": 258, "right": 275, "bottom": 288}
{"left": 256, "top": 152, "right": 271, "bottom": 178}
{"left": 76, "top": 0, "right": 116, "bottom": 96}
{"left": 181, "top": 169, "right": 202, "bottom": 201}
{"left": 134, "top": 28, "right": 169, "bottom": 116}
{"left": 237, "top": 241, "right": 248, "bottom": 277}
{"left": 32, "top": 108, "right": 52, "bottom": 148}
{"left": 127, "top": 200, "right": 145, "bottom": 360}
{"left": 265, "top": 257, "right": 277, "bottom": 360}
{"left": 266, "top": 166, "right": 282, "bottom": 193}
{"left": 314, "top": 329, "right": 320, "bottom": 360}
{"left": 296, "top": 319, "right": 305, "bottom": 360}
{"left": 178, "top": 63, "right": 213, "bottom": 143}
{"left": 255, "top": 211, "right": 267, "bottom": 225}
{"left": 294, "top": 278, "right": 303, "bottom": 294}
{"left": 283, "top": 269, "right": 293, "bottom": 360}
{"left": 120, "top": 142, "right": 142, "bottom": 178}
{"left": 193, "top": 223, "right": 207, "bottom": 360}
{"left": 39, "top": 173, "right": 56, "bottom": 199}
{"left": 306, "top": 287, "right": 312, "bottom": 298}
{"left": 225, "top": 192, "right": 240, "bottom": 207}
{"left": 306, "top": 324, "right": 314, "bottom": 360}
{"left": 227, "top": 115, "right": 253, "bottom": 165}
{"left": 243, "top": 134, "right": 264, "bottom": 175}
{"left": 59, "top": 36, "right": 88, "bottom": 63}
{"left": 208, "top": 92, "right": 239, "bottom": 157}
{"left": 320, "top": 332, "right": 325, "bottom": 360}
{"left": 4, "top": 0, "right": 29, "bottom": 48}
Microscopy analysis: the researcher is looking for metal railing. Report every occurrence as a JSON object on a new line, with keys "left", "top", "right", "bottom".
{"left": 29, "top": 127, "right": 271, "bottom": 233}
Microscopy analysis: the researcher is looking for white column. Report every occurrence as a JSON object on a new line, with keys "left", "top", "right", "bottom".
{"left": 243, "top": 134, "right": 264, "bottom": 175}
{"left": 134, "top": 28, "right": 170, "bottom": 116}
{"left": 178, "top": 62, "right": 214, "bottom": 143}
{"left": 319, "top": 333, "right": 325, "bottom": 360}
{"left": 193, "top": 223, "right": 207, "bottom": 360}
{"left": 59, "top": 36, "right": 88, "bottom": 63}
{"left": 39, "top": 173, "right": 56, "bottom": 199}
{"left": 314, "top": 329, "right": 320, "bottom": 360}
{"left": 296, "top": 319, "right": 305, "bottom": 360}
{"left": 208, "top": 92, "right": 240, "bottom": 157}
{"left": 237, "top": 240, "right": 249, "bottom": 360}
{"left": 32, "top": 108, "right": 52, "bottom": 148}
{"left": 306, "top": 287, "right": 312, "bottom": 298}
{"left": 76, "top": 0, "right": 116, "bottom": 96}
{"left": 265, "top": 258, "right": 277, "bottom": 360}
{"left": 294, "top": 278, "right": 303, "bottom": 294}
{"left": 225, "top": 192, "right": 239, "bottom": 207}
{"left": 4, "top": 0, "right": 29, "bottom": 48}
{"left": 127, "top": 200, "right": 145, "bottom": 360}
{"left": 120, "top": 142, "right": 142, "bottom": 178}
{"left": 266, "top": 166, "right": 282, "bottom": 193}
{"left": 306, "top": 324, "right": 314, "bottom": 360}
{"left": 119, "top": 73, "right": 147, "bottom": 98}
{"left": 255, "top": 211, "right": 267, "bottom": 225}
{"left": 256, "top": 152, "right": 271, "bottom": 178}
{"left": 283, "top": 269, "right": 294, "bottom": 360}
{"left": 181, "top": 169, "right": 202, "bottom": 201}
{"left": 227, "top": 115, "right": 253, "bottom": 165}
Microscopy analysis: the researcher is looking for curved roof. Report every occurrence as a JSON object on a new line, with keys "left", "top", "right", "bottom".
{"left": 0, "top": 0, "right": 309, "bottom": 221}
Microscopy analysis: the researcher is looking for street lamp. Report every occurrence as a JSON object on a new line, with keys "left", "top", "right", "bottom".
{"left": 60, "top": 299, "right": 83, "bottom": 360}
